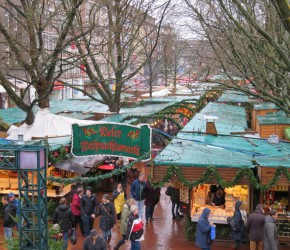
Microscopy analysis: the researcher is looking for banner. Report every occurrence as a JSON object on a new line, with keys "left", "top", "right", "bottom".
{"left": 71, "top": 123, "right": 151, "bottom": 160}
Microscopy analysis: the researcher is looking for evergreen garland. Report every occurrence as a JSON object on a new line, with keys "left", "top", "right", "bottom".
{"left": 148, "top": 165, "right": 290, "bottom": 190}
{"left": 47, "top": 151, "right": 290, "bottom": 190}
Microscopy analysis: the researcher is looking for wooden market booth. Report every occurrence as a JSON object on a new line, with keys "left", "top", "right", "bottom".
{"left": 152, "top": 132, "right": 256, "bottom": 240}
{"left": 257, "top": 157, "right": 290, "bottom": 244}
{"left": 255, "top": 111, "right": 290, "bottom": 140}
{"left": 251, "top": 102, "right": 279, "bottom": 131}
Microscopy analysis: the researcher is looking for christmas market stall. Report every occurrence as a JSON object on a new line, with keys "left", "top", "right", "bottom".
{"left": 251, "top": 102, "right": 279, "bottom": 131}
{"left": 256, "top": 157, "right": 290, "bottom": 243}
{"left": 152, "top": 133, "right": 254, "bottom": 240}
{"left": 255, "top": 111, "right": 290, "bottom": 140}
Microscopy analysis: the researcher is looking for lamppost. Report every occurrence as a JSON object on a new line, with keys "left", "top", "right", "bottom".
{"left": 0, "top": 144, "right": 48, "bottom": 250}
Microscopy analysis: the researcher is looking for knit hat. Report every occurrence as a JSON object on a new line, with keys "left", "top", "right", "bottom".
{"left": 86, "top": 186, "right": 92, "bottom": 192}
{"left": 255, "top": 204, "right": 264, "bottom": 211}
{"left": 269, "top": 209, "right": 277, "bottom": 216}
{"left": 103, "top": 194, "right": 110, "bottom": 200}
{"left": 8, "top": 192, "right": 15, "bottom": 197}
{"left": 90, "top": 229, "right": 98, "bottom": 237}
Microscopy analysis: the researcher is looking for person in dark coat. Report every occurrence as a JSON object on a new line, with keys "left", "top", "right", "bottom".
{"left": 2, "top": 195, "right": 16, "bottom": 240}
{"left": 71, "top": 187, "right": 85, "bottom": 236}
{"left": 96, "top": 194, "right": 116, "bottom": 246}
{"left": 165, "top": 183, "right": 181, "bottom": 219}
{"left": 246, "top": 204, "right": 265, "bottom": 250}
{"left": 126, "top": 205, "right": 144, "bottom": 250}
{"left": 52, "top": 197, "right": 74, "bottom": 250}
{"left": 264, "top": 209, "right": 279, "bottom": 250}
{"left": 81, "top": 186, "right": 98, "bottom": 236}
{"left": 231, "top": 201, "right": 245, "bottom": 250}
{"left": 195, "top": 207, "right": 213, "bottom": 250}
{"left": 83, "top": 229, "right": 107, "bottom": 250}
{"left": 130, "top": 172, "right": 146, "bottom": 219}
{"left": 144, "top": 179, "right": 161, "bottom": 223}
{"left": 127, "top": 164, "right": 140, "bottom": 186}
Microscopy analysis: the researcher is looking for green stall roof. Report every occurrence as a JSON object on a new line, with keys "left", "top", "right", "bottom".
{"left": 101, "top": 102, "right": 174, "bottom": 123}
{"left": 218, "top": 90, "right": 249, "bottom": 103}
{"left": 257, "top": 111, "right": 290, "bottom": 125}
{"left": 253, "top": 102, "right": 279, "bottom": 110}
{"left": 154, "top": 133, "right": 290, "bottom": 168}
{"left": 0, "top": 107, "right": 26, "bottom": 124}
{"left": 154, "top": 137, "right": 254, "bottom": 168}
{"left": 142, "top": 96, "right": 199, "bottom": 104}
{"left": 256, "top": 157, "right": 290, "bottom": 168}
{"left": 182, "top": 103, "right": 247, "bottom": 135}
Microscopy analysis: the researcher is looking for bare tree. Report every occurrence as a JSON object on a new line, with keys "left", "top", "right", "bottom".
{"left": 0, "top": 0, "right": 84, "bottom": 124}
{"left": 184, "top": 0, "right": 290, "bottom": 115}
{"left": 71, "top": 0, "right": 171, "bottom": 112}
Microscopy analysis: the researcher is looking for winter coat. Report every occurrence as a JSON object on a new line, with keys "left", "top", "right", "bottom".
{"left": 246, "top": 208, "right": 265, "bottom": 241}
{"left": 80, "top": 194, "right": 98, "bottom": 216}
{"left": 126, "top": 213, "right": 144, "bottom": 241}
{"left": 165, "top": 186, "right": 180, "bottom": 203}
{"left": 195, "top": 208, "right": 212, "bottom": 248}
{"left": 264, "top": 215, "right": 279, "bottom": 250}
{"left": 127, "top": 168, "right": 139, "bottom": 186}
{"left": 231, "top": 201, "right": 245, "bottom": 241}
{"left": 120, "top": 204, "right": 131, "bottom": 235}
{"left": 130, "top": 180, "right": 146, "bottom": 201}
{"left": 112, "top": 189, "right": 127, "bottom": 214}
{"left": 96, "top": 202, "right": 116, "bottom": 231}
{"left": 71, "top": 193, "right": 82, "bottom": 216}
{"left": 3, "top": 203, "right": 16, "bottom": 228}
{"left": 52, "top": 204, "right": 74, "bottom": 232}
{"left": 83, "top": 235, "right": 107, "bottom": 250}
{"left": 144, "top": 181, "right": 161, "bottom": 207}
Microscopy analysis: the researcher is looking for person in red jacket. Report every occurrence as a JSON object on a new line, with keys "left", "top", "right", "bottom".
{"left": 71, "top": 187, "right": 85, "bottom": 237}
{"left": 126, "top": 205, "right": 144, "bottom": 250}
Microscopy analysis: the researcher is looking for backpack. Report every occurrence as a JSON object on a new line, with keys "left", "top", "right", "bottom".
{"left": 227, "top": 217, "right": 236, "bottom": 231}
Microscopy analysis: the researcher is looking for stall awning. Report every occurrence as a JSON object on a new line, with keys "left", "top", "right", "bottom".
{"left": 54, "top": 155, "right": 104, "bottom": 175}
{"left": 53, "top": 81, "right": 64, "bottom": 90}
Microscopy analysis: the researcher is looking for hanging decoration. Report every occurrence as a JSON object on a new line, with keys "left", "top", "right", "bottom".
{"left": 149, "top": 165, "right": 290, "bottom": 190}
{"left": 48, "top": 146, "right": 71, "bottom": 164}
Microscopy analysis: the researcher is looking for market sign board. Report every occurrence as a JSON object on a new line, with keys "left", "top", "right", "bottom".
{"left": 71, "top": 123, "right": 151, "bottom": 160}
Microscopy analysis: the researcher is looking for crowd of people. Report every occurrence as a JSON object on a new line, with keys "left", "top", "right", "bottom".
{"left": 195, "top": 203, "right": 279, "bottom": 250}
{"left": 50, "top": 159, "right": 162, "bottom": 250}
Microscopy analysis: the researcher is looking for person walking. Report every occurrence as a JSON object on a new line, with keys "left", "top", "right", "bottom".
{"left": 8, "top": 192, "right": 20, "bottom": 230}
{"left": 165, "top": 183, "right": 181, "bottom": 219}
{"left": 83, "top": 229, "right": 107, "bottom": 250}
{"left": 126, "top": 205, "right": 144, "bottom": 250}
{"left": 113, "top": 198, "right": 136, "bottom": 250}
{"left": 127, "top": 164, "right": 139, "bottom": 187}
{"left": 144, "top": 179, "right": 160, "bottom": 223}
{"left": 195, "top": 207, "right": 214, "bottom": 250}
{"left": 2, "top": 195, "right": 16, "bottom": 240}
{"left": 246, "top": 204, "right": 265, "bottom": 250}
{"left": 231, "top": 201, "right": 245, "bottom": 250}
{"left": 71, "top": 187, "right": 85, "bottom": 237}
{"left": 130, "top": 172, "right": 146, "bottom": 219}
{"left": 264, "top": 209, "right": 279, "bottom": 250}
{"left": 52, "top": 197, "right": 74, "bottom": 250}
{"left": 112, "top": 183, "right": 127, "bottom": 227}
{"left": 96, "top": 194, "right": 116, "bottom": 246}
{"left": 81, "top": 186, "right": 98, "bottom": 236}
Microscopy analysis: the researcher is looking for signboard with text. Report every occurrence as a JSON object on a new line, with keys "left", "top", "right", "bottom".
{"left": 71, "top": 123, "right": 151, "bottom": 160}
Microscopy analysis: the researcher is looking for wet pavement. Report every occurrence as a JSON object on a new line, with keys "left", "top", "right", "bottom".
{"left": 1, "top": 163, "right": 289, "bottom": 249}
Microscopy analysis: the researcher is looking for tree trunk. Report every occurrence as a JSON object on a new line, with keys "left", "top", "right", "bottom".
{"left": 36, "top": 80, "right": 50, "bottom": 109}
{"left": 24, "top": 109, "right": 35, "bottom": 125}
